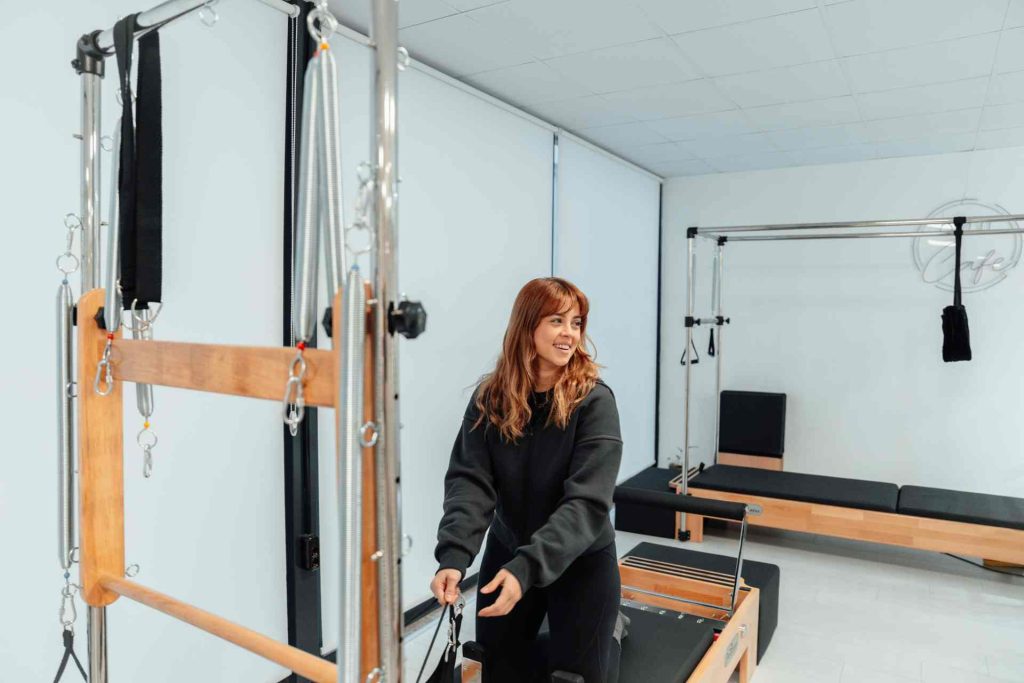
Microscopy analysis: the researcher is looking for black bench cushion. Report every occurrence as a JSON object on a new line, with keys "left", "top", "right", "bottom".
{"left": 624, "top": 542, "right": 779, "bottom": 663}
{"left": 719, "top": 390, "right": 786, "bottom": 457}
{"left": 615, "top": 467, "right": 679, "bottom": 539}
{"left": 691, "top": 465, "right": 899, "bottom": 513}
{"left": 618, "top": 604, "right": 714, "bottom": 683}
{"left": 898, "top": 486, "right": 1024, "bottom": 531}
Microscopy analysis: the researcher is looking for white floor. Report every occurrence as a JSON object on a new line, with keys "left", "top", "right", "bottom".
{"left": 402, "top": 526, "right": 1024, "bottom": 683}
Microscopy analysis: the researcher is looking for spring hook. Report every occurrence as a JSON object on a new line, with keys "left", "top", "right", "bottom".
{"left": 282, "top": 344, "right": 308, "bottom": 436}
{"left": 59, "top": 577, "right": 77, "bottom": 630}
{"left": 137, "top": 423, "right": 158, "bottom": 478}
{"left": 93, "top": 334, "right": 115, "bottom": 396}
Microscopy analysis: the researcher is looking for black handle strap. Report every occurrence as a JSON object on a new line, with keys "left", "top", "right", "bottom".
{"left": 953, "top": 216, "right": 966, "bottom": 307}
{"left": 708, "top": 329, "right": 716, "bottom": 357}
{"left": 680, "top": 337, "right": 699, "bottom": 365}
{"left": 113, "top": 15, "right": 163, "bottom": 308}
{"left": 52, "top": 630, "right": 87, "bottom": 682}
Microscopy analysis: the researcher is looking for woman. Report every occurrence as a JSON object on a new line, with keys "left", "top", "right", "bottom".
{"left": 431, "top": 277, "right": 623, "bottom": 683}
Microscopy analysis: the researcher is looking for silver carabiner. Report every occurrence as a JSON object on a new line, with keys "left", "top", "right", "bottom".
{"left": 94, "top": 338, "right": 114, "bottom": 396}
{"left": 282, "top": 350, "right": 308, "bottom": 436}
{"left": 59, "top": 583, "right": 77, "bottom": 630}
{"left": 138, "top": 425, "right": 158, "bottom": 478}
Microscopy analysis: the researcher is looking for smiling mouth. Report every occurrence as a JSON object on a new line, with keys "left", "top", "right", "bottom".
{"left": 555, "top": 343, "right": 572, "bottom": 352}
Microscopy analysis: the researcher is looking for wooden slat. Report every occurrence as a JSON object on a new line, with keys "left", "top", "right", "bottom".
{"left": 619, "top": 564, "right": 733, "bottom": 610}
{"left": 110, "top": 339, "right": 336, "bottom": 406}
{"left": 687, "top": 588, "right": 759, "bottom": 683}
{"left": 101, "top": 576, "right": 337, "bottom": 683}
{"left": 687, "top": 487, "right": 1024, "bottom": 565}
{"left": 78, "top": 289, "right": 124, "bottom": 606}
{"left": 717, "top": 452, "right": 784, "bottom": 471}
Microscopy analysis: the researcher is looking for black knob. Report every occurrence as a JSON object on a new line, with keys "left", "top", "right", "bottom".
{"left": 390, "top": 300, "right": 427, "bottom": 339}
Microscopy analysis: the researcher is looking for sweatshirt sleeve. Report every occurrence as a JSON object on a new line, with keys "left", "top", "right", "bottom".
{"left": 434, "top": 394, "right": 497, "bottom": 579}
{"left": 502, "top": 385, "right": 622, "bottom": 590}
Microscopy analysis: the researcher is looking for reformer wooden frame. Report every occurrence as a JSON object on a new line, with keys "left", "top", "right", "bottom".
{"left": 77, "top": 288, "right": 381, "bottom": 682}
{"left": 678, "top": 485, "right": 1024, "bottom": 566}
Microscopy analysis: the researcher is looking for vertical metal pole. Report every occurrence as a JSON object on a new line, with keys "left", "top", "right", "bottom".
{"left": 682, "top": 231, "right": 695, "bottom": 497}
{"left": 88, "top": 606, "right": 108, "bottom": 682}
{"left": 712, "top": 240, "right": 724, "bottom": 466}
{"left": 370, "top": 0, "right": 403, "bottom": 678}
{"left": 730, "top": 516, "right": 748, "bottom": 612}
{"left": 81, "top": 72, "right": 103, "bottom": 290}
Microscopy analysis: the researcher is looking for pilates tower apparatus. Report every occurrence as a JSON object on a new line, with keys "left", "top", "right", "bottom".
{"left": 58, "top": 1, "right": 420, "bottom": 681}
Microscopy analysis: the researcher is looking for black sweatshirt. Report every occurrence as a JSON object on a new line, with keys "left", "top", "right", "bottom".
{"left": 434, "top": 380, "right": 623, "bottom": 591}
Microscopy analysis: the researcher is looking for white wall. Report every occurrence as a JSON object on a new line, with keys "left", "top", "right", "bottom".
{"left": 554, "top": 138, "right": 662, "bottom": 482}
{"left": 4, "top": 1, "right": 291, "bottom": 681}
{"left": 660, "top": 147, "right": 1024, "bottom": 498}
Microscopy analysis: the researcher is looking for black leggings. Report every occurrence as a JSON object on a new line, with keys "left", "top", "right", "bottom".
{"left": 475, "top": 533, "right": 620, "bottom": 683}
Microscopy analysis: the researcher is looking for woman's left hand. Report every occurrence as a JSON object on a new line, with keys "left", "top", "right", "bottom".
{"left": 477, "top": 569, "right": 522, "bottom": 617}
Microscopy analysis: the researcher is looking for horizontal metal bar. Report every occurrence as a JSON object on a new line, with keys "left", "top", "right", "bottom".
{"left": 720, "top": 227, "right": 1024, "bottom": 242}
{"left": 94, "top": 0, "right": 296, "bottom": 53}
{"left": 695, "top": 213, "right": 1024, "bottom": 235}
{"left": 102, "top": 576, "right": 337, "bottom": 682}
{"left": 621, "top": 584, "right": 732, "bottom": 615}
{"left": 109, "top": 338, "right": 336, "bottom": 406}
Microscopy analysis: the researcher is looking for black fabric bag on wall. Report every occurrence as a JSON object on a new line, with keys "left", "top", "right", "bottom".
{"left": 942, "top": 217, "right": 972, "bottom": 362}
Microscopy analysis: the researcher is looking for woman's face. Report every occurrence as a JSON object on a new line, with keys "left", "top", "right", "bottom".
{"left": 533, "top": 304, "right": 582, "bottom": 375}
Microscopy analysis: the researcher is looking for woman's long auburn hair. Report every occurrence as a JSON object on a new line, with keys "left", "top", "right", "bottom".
{"left": 474, "top": 278, "right": 599, "bottom": 442}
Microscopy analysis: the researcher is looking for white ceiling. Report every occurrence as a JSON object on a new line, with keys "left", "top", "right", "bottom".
{"left": 330, "top": 0, "right": 1024, "bottom": 177}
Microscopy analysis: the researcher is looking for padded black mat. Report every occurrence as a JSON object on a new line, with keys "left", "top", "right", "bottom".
{"left": 719, "top": 390, "right": 786, "bottom": 457}
{"left": 615, "top": 467, "right": 680, "bottom": 539}
{"left": 691, "top": 465, "right": 899, "bottom": 513}
{"left": 624, "top": 542, "right": 780, "bottom": 663}
{"left": 618, "top": 604, "right": 714, "bottom": 683}
{"left": 898, "top": 485, "right": 1024, "bottom": 531}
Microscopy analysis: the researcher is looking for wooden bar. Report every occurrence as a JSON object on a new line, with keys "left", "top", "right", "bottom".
{"left": 78, "top": 289, "right": 124, "bottom": 606}
{"left": 101, "top": 576, "right": 337, "bottom": 682}
{"left": 620, "top": 565, "right": 732, "bottom": 609}
{"left": 110, "top": 339, "right": 336, "bottom": 406}
{"left": 688, "top": 589, "right": 759, "bottom": 683}
{"left": 717, "top": 452, "right": 784, "bottom": 471}
{"left": 687, "top": 487, "right": 1024, "bottom": 565}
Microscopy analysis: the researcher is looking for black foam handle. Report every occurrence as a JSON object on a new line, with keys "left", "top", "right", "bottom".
{"left": 613, "top": 487, "right": 747, "bottom": 521}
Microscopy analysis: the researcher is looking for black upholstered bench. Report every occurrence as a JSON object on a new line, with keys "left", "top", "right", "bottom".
{"left": 684, "top": 465, "right": 1024, "bottom": 566}
{"left": 618, "top": 605, "right": 714, "bottom": 682}
{"left": 614, "top": 466, "right": 680, "bottom": 538}
{"left": 623, "top": 542, "right": 780, "bottom": 663}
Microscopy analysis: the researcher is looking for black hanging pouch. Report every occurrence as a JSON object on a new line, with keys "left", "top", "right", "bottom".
{"left": 941, "top": 216, "right": 972, "bottom": 362}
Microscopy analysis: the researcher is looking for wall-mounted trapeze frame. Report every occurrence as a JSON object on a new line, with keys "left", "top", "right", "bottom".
{"left": 678, "top": 213, "right": 1024, "bottom": 497}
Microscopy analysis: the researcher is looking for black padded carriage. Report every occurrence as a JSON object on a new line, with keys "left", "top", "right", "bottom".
{"left": 691, "top": 464, "right": 899, "bottom": 513}
{"left": 617, "top": 605, "right": 714, "bottom": 682}
{"left": 898, "top": 485, "right": 1024, "bottom": 531}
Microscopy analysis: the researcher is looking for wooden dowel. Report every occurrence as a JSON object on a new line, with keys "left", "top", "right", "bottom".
{"left": 101, "top": 576, "right": 338, "bottom": 683}
{"left": 110, "top": 339, "right": 336, "bottom": 406}
{"left": 78, "top": 289, "right": 124, "bottom": 606}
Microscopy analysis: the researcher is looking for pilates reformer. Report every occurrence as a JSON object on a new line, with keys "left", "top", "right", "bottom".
{"left": 56, "top": 0, "right": 416, "bottom": 681}
{"left": 672, "top": 217, "right": 1024, "bottom": 567}
{"left": 460, "top": 490, "right": 765, "bottom": 683}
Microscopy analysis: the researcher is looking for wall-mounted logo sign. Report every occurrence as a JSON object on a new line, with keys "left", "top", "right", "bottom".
{"left": 912, "top": 199, "right": 1021, "bottom": 293}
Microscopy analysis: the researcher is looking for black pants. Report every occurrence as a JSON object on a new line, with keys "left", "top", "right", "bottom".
{"left": 475, "top": 533, "right": 620, "bottom": 683}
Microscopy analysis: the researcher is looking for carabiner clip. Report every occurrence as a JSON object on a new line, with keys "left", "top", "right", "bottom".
{"left": 94, "top": 337, "right": 114, "bottom": 396}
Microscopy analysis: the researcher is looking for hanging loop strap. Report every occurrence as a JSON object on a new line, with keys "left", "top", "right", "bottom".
{"left": 708, "top": 329, "right": 716, "bottom": 357}
{"left": 680, "top": 337, "right": 699, "bottom": 365}
{"left": 52, "top": 629, "right": 87, "bottom": 682}
{"left": 952, "top": 216, "right": 966, "bottom": 306}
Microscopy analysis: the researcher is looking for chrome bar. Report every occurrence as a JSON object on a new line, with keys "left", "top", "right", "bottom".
{"left": 721, "top": 227, "right": 1024, "bottom": 242}
{"left": 712, "top": 240, "right": 724, "bottom": 466}
{"left": 103, "top": 119, "right": 123, "bottom": 332}
{"left": 682, "top": 235, "right": 694, "bottom": 497}
{"left": 57, "top": 281, "right": 76, "bottom": 569}
{"left": 693, "top": 213, "right": 1024, "bottom": 235}
{"left": 730, "top": 517, "right": 747, "bottom": 610}
{"left": 88, "top": 606, "right": 108, "bottom": 682}
{"left": 81, "top": 74, "right": 102, "bottom": 290}
{"left": 621, "top": 584, "right": 731, "bottom": 615}
{"left": 370, "top": 0, "right": 403, "bottom": 676}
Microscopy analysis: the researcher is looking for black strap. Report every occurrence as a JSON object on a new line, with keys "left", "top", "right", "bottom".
{"left": 953, "top": 216, "right": 966, "bottom": 307}
{"left": 52, "top": 630, "right": 87, "bottom": 682}
{"left": 680, "top": 337, "right": 699, "bottom": 365}
{"left": 113, "top": 15, "right": 163, "bottom": 308}
{"left": 708, "top": 329, "right": 716, "bottom": 357}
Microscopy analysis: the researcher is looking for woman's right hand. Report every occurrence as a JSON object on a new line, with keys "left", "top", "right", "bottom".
{"left": 431, "top": 568, "right": 462, "bottom": 606}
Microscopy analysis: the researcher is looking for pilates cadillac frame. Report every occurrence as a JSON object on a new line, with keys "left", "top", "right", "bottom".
{"left": 676, "top": 214, "right": 1024, "bottom": 565}
{"left": 68, "top": 1, "right": 406, "bottom": 680}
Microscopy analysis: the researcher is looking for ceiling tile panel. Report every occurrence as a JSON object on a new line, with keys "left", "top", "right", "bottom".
{"left": 400, "top": 14, "right": 534, "bottom": 75}
{"left": 465, "top": 0, "right": 662, "bottom": 61}
{"left": 873, "top": 132, "right": 976, "bottom": 159}
{"left": 713, "top": 60, "right": 850, "bottom": 108}
{"left": 646, "top": 110, "right": 757, "bottom": 141}
{"left": 856, "top": 78, "right": 991, "bottom": 120}
{"left": 331, "top": 0, "right": 456, "bottom": 32}
{"left": 542, "top": 38, "right": 701, "bottom": 94}
{"left": 995, "top": 27, "right": 1024, "bottom": 73}
{"left": 444, "top": 0, "right": 507, "bottom": 11}
{"left": 625, "top": 141, "right": 695, "bottom": 165}
{"left": 988, "top": 70, "right": 1024, "bottom": 104}
{"left": 633, "top": 0, "right": 817, "bottom": 36}
{"left": 671, "top": 10, "right": 833, "bottom": 77}
{"left": 599, "top": 80, "right": 736, "bottom": 121}
{"left": 981, "top": 102, "right": 1024, "bottom": 130}
{"left": 975, "top": 126, "right": 1024, "bottom": 149}
{"left": 680, "top": 132, "right": 779, "bottom": 158}
{"left": 767, "top": 123, "right": 871, "bottom": 150}
{"left": 648, "top": 158, "right": 717, "bottom": 177}
{"left": 527, "top": 96, "right": 636, "bottom": 129}
{"left": 863, "top": 108, "right": 982, "bottom": 142}
{"left": 465, "top": 62, "right": 593, "bottom": 104}
{"left": 824, "top": 0, "right": 1007, "bottom": 57}
{"left": 785, "top": 144, "right": 881, "bottom": 166}
{"left": 843, "top": 33, "right": 999, "bottom": 93}
{"left": 1006, "top": 0, "right": 1024, "bottom": 29}
{"left": 580, "top": 122, "right": 668, "bottom": 148}
{"left": 706, "top": 151, "right": 797, "bottom": 173}
{"left": 744, "top": 96, "right": 862, "bottom": 131}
